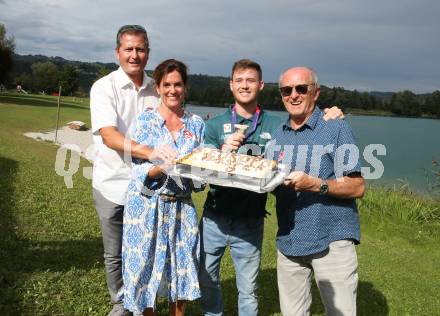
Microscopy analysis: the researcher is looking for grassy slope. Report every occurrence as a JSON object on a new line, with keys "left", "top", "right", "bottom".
{"left": 0, "top": 93, "right": 439, "bottom": 315}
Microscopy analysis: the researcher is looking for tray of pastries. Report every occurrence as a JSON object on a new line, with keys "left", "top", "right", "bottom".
{"left": 171, "top": 147, "right": 289, "bottom": 193}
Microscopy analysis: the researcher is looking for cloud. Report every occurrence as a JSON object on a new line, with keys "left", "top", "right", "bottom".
{"left": 1, "top": 0, "right": 439, "bottom": 92}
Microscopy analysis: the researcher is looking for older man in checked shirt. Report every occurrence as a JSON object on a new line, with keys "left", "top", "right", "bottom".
{"left": 267, "top": 66, "right": 365, "bottom": 316}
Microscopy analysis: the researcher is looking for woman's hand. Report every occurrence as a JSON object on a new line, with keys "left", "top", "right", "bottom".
{"left": 149, "top": 144, "right": 177, "bottom": 165}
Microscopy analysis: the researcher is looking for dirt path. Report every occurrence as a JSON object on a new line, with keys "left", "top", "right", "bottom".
{"left": 24, "top": 126, "right": 94, "bottom": 160}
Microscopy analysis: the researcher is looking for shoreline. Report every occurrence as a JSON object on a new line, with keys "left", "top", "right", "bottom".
{"left": 2, "top": 92, "right": 439, "bottom": 120}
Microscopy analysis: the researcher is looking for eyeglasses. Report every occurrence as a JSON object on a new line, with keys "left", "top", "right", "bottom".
{"left": 279, "top": 84, "right": 314, "bottom": 97}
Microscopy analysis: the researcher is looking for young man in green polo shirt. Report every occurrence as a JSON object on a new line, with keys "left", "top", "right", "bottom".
{"left": 199, "top": 59, "right": 278, "bottom": 316}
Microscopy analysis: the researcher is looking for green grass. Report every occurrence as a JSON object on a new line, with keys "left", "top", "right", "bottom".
{"left": 345, "top": 107, "right": 394, "bottom": 117}
{"left": 1, "top": 93, "right": 439, "bottom": 315}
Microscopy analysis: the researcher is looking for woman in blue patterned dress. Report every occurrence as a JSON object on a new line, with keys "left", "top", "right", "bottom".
{"left": 122, "top": 59, "right": 204, "bottom": 316}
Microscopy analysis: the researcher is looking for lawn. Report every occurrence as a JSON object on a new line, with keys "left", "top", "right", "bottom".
{"left": 0, "top": 93, "right": 439, "bottom": 315}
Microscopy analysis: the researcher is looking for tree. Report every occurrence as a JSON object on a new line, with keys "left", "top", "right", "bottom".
{"left": 317, "top": 86, "right": 335, "bottom": 107}
{"left": 332, "top": 87, "right": 350, "bottom": 110}
{"left": 13, "top": 73, "right": 33, "bottom": 90}
{"left": 389, "top": 90, "right": 421, "bottom": 116}
{"left": 348, "top": 90, "right": 362, "bottom": 109}
{"left": 59, "top": 65, "right": 79, "bottom": 95}
{"left": 0, "top": 24, "right": 16, "bottom": 85}
{"left": 360, "top": 92, "right": 377, "bottom": 110}
{"left": 96, "top": 65, "right": 111, "bottom": 80}
{"left": 424, "top": 90, "right": 440, "bottom": 118}
{"left": 31, "top": 61, "right": 60, "bottom": 93}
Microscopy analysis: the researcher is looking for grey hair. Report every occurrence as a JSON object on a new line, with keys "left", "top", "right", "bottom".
{"left": 310, "top": 68, "right": 319, "bottom": 87}
{"left": 278, "top": 67, "right": 320, "bottom": 88}
{"left": 116, "top": 25, "right": 150, "bottom": 52}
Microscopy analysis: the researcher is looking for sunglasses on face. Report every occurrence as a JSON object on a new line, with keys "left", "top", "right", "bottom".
{"left": 279, "top": 84, "right": 314, "bottom": 97}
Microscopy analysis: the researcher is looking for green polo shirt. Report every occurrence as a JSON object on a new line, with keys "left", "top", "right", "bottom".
{"left": 203, "top": 106, "right": 282, "bottom": 218}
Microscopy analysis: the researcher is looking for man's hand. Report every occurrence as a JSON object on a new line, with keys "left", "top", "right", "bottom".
{"left": 147, "top": 145, "right": 177, "bottom": 179}
{"left": 149, "top": 144, "right": 178, "bottom": 165}
{"left": 284, "top": 171, "right": 319, "bottom": 192}
{"left": 222, "top": 132, "right": 245, "bottom": 152}
{"left": 323, "top": 106, "right": 345, "bottom": 120}
{"left": 99, "top": 126, "right": 154, "bottom": 160}
{"left": 284, "top": 171, "right": 365, "bottom": 198}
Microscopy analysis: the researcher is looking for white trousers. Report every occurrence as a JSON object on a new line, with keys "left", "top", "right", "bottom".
{"left": 277, "top": 240, "right": 358, "bottom": 316}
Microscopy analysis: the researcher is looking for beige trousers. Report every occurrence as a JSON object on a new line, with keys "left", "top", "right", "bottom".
{"left": 277, "top": 240, "right": 358, "bottom": 316}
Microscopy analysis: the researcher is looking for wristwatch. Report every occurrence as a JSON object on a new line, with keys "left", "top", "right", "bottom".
{"left": 319, "top": 180, "right": 329, "bottom": 195}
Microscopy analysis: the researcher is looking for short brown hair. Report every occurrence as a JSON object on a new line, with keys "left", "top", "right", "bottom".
{"left": 231, "top": 59, "right": 262, "bottom": 81}
{"left": 153, "top": 59, "right": 188, "bottom": 87}
{"left": 116, "top": 25, "right": 149, "bottom": 53}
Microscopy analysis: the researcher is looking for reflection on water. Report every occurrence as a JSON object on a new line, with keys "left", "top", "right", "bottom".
{"left": 186, "top": 104, "right": 440, "bottom": 193}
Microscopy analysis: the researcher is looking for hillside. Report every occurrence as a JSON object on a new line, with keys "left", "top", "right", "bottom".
{"left": 11, "top": 54, "right": 118, "bottom": 95}
{"left": 8, "top": 54, "right": 440, "bottom": 117}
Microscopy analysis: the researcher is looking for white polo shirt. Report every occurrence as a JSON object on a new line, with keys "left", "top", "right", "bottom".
{"left": 90, "top": 67, "right": 159, "bottom": 205}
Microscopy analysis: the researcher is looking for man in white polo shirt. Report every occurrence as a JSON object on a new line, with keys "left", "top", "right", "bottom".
{"left": 90, "top": 25, "right": 175, "bottom": 316}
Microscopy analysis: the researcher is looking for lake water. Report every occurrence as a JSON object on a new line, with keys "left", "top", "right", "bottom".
{"left": 186, "top": 104, "right": 440, "bottom": 193}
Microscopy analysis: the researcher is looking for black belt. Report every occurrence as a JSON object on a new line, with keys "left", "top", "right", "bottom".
{"left": 159, "top": 193, "right": 191, "bottom": 203}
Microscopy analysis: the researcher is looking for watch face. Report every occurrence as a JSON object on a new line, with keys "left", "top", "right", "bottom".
{"left": 320, "top": 182, "right": 329, "bottom": 194}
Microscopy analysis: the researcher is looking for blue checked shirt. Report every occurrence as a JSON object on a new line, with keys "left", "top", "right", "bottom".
{"left": 266, "top": 106, "right": 362, "bottom": 256}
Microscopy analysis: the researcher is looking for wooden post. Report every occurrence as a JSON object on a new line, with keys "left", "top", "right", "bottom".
{"left": 54, "top": 85, "right": 62, "bottom": 144}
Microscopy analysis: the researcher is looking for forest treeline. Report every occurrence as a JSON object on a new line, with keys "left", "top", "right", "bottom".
{"left": 3, "top": 53, "right": 440, "bottom": 118}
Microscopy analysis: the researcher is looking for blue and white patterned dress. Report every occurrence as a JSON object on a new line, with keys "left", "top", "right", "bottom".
{"left": 122, "top": 108, "right": 204, "bottom": 313}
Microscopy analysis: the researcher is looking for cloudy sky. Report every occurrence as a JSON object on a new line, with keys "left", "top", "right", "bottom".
{"left": 1, "top": 0, "right": 439, "bottom": 93}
